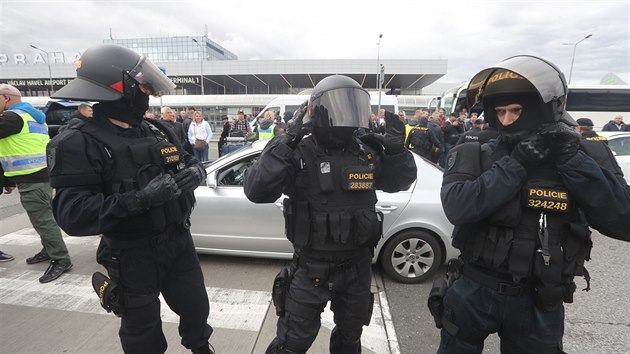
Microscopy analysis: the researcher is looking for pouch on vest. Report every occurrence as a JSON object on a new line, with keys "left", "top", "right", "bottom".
{"left": 329, "top": 212, "right": 352, "bottom": 244}
{"left": 316, "top": 160, "right": 334, "bottom": 193}
{"left": 562, "top": 222, "right": 592, "bottom": 277}
{"left": 291, "top": 201, "right": 311, "bottom": 248}
{"left": 312, "top": 212, "right": 329, "bottom": 243}
{"left": 507, "top": 237, "right": 536, "bottom": 281}
{"left": 354, "top": 209, "right": 383, "bottom": 247}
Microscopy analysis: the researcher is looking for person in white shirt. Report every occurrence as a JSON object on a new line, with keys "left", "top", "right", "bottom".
{"left": 188, "top": 111, "right": 213, "bottom": 162}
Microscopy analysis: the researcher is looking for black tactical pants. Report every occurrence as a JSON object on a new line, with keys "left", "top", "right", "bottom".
{"left": 97, "top": 230, "right": 213, "bottom": 354}
{"left": 269, "top": 251, "right": 374, "bottom": 354}
{"left": 438, "top": 275, "right": 565, "bottom": 354}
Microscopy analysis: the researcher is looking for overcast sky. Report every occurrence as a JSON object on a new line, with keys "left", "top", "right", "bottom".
{"left": 1, "top": 0, "right": 628, "bottom": 85}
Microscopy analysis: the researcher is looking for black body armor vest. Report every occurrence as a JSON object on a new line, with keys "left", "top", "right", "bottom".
{"left": 79, "top": 119, "right": 195, "bottom": 238}
{"left": 454, "top": 144, "right": 592, "bottom": 288}
{"left": 284, "top": 137, "right": 382, "bottom": 253}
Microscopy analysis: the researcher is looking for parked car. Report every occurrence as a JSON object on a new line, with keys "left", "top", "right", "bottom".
{"left": 41, "top": 99, "right": 85, "bottom": 138}
{"left": 190, "top": 139, "right": 459, "bottom": 283}
{"left": 598, "top": 131, "right": 630, "bottom": 184}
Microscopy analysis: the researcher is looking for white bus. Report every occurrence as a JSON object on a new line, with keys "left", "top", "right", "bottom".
{"left": 436, "top": 84, "right": 630, "bottom": 130}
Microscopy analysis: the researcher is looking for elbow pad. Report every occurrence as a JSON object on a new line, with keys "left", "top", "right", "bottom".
{"left": 443, "top": 142, "right": 482, "bottom": 184}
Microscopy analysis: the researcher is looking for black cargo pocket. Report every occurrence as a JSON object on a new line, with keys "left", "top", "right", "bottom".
{"left": 311, "top": 212, "right": 329, "bottom": 244}
{"left": 533, "top": 242, "right": 563, "bottom": 286}
{"left": 507, "top": 238, "right": 536, "bottom": 280}
{"left": 282, "top": 198, "right": 294, "bottom": 242}
{"left": 354, "top": 209, "right": 382, "bottom": 247}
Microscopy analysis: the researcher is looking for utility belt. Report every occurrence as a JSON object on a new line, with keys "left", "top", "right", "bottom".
{"left": 462, "top": 263, "right": 530, "bottom": 297}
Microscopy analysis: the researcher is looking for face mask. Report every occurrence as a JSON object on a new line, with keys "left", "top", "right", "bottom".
{"left": 313, "top": 126, "right": 355, "bottom": 148}
{"left": 93, "top": 91, "right": 149, "bottom": 126}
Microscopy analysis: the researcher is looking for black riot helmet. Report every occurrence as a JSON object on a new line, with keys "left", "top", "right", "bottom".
{"left": 466, "top": 55, "right": 576, "bottom": 131}
{"left": 52, "top": 44, "right": 175, "bottom": 102}
{"left": 306, "top": 75, "right": 371, "bottom": 129}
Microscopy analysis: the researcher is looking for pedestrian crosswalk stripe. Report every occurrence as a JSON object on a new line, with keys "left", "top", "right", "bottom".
{"left": 0, "top": 228, "right": 101, "bottom": 247}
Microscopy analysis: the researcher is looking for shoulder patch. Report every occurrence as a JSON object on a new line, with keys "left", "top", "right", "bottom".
{"left": 446, "top": 151, "right": 458, "bottom": 171}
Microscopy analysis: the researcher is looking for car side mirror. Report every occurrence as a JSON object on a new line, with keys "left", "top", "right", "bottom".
{"left": 207, "top": 171, "right": 217, "bottom": 189}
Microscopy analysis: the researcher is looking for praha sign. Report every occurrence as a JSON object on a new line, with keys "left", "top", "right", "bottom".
{"left": 0, "top": 52, "right": 82, "bottom": 65}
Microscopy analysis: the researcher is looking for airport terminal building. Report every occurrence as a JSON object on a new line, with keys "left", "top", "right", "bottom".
{"left": 1, "top": 35, "right": 447, "bottom": 97}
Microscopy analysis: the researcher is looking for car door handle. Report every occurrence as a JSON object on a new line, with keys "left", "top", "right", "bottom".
{"left": 376, "top": 205, "right": 398, "bottom": 214}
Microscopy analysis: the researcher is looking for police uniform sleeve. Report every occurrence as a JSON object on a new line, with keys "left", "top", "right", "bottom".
{"left": 557, "top": 150, "right": 630, "bottom": 241}
{"left": 47, "top": 130, "right": 146, "bottom": 236}
{"left": 244, "top": 136, "right": 299, "bottom": 203}
{"left": 440, "top": 142, "right": 528, "bottom": 225}
{"left": 374, "top": 149, "right": 417, "bottom": 193}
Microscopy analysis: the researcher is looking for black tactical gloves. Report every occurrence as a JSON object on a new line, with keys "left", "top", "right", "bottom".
{"left": 540, "top": 122, "right": 581, "bottom": 165}
{"left": 136, "top": 173, "right": 181, "bottom": 210}
{"left": 280, "top": 101, "right": 309, "bottom": 149}
{"left": 359, "top": 111, "right": 405, "bottom": 155}
{"left": 174, "top": 164, "right": 206, "bottom": 193}
{"left": 382, "top": 111, "right": 406, "bottom": 154}
{"left": 511, "top": 134, "right": 550, "bottom": 169}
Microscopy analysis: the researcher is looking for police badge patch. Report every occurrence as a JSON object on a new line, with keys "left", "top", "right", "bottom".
{"left": 320, "top": 161, "right": 331, "bottom": 174}
{"left": 446, "top": 151, "right": 457, "bottom": 171}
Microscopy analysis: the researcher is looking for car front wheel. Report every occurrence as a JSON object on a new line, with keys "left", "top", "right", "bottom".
{"left": 380, "top": 230, "right": 443, "bottom": 283}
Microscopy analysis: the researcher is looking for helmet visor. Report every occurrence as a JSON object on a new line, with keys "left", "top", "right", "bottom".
{"left": 129, "top": 56, "right": 176, "bottom": 97}
{"left": 467, "top": 55, "right": 568, "bottom": 109}
{"left": 309, "top": 87, "right": 371, "bottom": 128}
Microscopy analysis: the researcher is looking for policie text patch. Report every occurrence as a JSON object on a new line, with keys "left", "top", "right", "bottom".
{"left": 343, "top": 166, "right": 374, "bottom": 190}
{"left": 525, "top": 186, "right": 570, "bottom": 212}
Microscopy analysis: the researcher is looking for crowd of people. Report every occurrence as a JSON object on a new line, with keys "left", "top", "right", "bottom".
{"left": 1, "top": 43, "right": 629, "bottom": 354}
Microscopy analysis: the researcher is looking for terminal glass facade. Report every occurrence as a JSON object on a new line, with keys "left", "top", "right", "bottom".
{"left": 104, "top": 36, "right": 238, "bottom": 62}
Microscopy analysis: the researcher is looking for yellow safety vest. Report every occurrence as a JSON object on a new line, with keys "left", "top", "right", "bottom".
{"left": 0, "top": 109, "right": 49, "bottom": 177}
{"left": 258, "top": 124, "right": 275, "bottom": 140}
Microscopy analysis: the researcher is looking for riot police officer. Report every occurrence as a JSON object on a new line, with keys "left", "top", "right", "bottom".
{"left": 47, "top": 44, "right": 214, "bottom": 354}
{"left": 244, "top": 75, "right": 416, "bottom": 354}
{"left": 435, "top": 55, "right": 630, "bottom": 353}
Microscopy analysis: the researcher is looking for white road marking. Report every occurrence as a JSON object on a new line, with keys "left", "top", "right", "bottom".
{"left": 0, "top": 228, "right": 101, "bottom": 247}
{"left": 0, "top": 228, "right": 399, "bottom": 352}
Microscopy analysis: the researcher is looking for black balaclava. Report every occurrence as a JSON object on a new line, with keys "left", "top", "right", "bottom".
{"left": 313, "top": 126, "right": 355, "bottom": 149}
{"left": 484, "top": 94, "right": 543, "bottom": 146}
{"left": 93, "top": 90, "right": 149, "bottom": 126}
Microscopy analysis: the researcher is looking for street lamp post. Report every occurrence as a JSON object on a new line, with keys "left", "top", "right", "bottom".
{"left": 376, "top": 34, "right": 383, "bottom": 117}
{"left": 30, "top": 45, "right": 54, "bottom": 94}
{"left": 563, "top": 34, "right": 592, "bottom": 84}
{"left": 191, "top": 38, "right": 205, "bottom": 95}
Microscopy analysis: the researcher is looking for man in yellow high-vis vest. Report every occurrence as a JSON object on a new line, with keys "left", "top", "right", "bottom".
{"left": 0, "top": 84, "right": 72, "bottom": 283}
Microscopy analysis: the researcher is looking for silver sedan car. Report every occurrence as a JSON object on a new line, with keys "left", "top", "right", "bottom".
{"left": 191, "top": 139, "right": 459, "bottom": 283}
